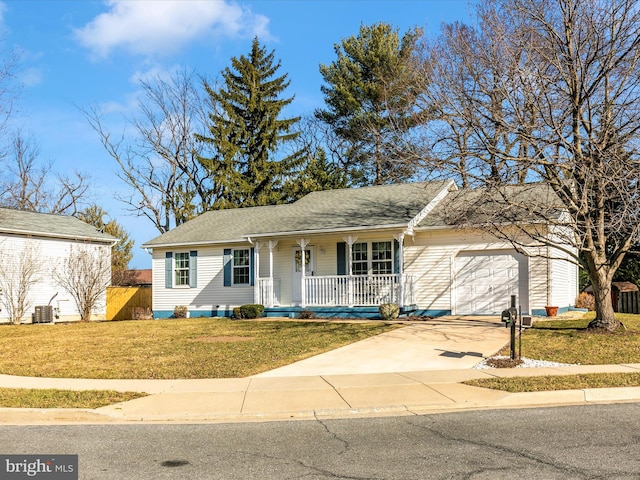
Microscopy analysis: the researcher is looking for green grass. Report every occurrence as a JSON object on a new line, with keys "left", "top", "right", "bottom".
{"left": 466, "top": 372, "right": 640, "bottom": 393}
{"left": 0, "top": 317, "right": 397, "bottom": 379}
{"left": 516, "top": 313, "right": 640, "bottom": 365}
{"left": 467, "top": 312, "right": 640, "bottom": 392}
{"left": 0, "top": 388, "right": 145, "bottom": 408}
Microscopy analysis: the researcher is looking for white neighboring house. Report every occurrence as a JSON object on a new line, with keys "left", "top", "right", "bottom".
{"left": 142, "top": 181, "right": 580, "bottom": 319}
{"left": 0, "top": 208, "right": 117, "bottom": 323}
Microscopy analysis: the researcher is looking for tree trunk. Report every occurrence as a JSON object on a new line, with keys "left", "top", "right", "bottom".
{"left": 588, "top": 268, "right": 623, "bottom": 332}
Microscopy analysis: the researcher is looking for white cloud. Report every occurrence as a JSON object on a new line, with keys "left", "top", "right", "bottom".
{"left": 74, "top": 0, "right": 270, "bottom": 59}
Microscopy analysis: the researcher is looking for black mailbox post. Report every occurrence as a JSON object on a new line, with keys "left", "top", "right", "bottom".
{"left": 502, "top": 295, "right": 519, "bottom": 360}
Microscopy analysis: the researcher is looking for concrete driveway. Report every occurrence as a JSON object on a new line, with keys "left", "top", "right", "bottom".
{"left": 254, "top": 316, "right": 510, "bottom": 377}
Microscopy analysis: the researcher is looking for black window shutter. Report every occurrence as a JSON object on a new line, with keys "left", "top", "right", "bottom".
{"left": 223, "top": 249, "right": 232, "bottom": 286}
{"left": 165, "top": 252, "right": 173, "bottom": 289}
{"left": 249, "top": 247, "right": 255, "bottom": 286}
{"left": 337, "top": 242, "right": 346, "bottom": 275}
{"left": 189, "top": 250, "right": 198, "bottom": 288}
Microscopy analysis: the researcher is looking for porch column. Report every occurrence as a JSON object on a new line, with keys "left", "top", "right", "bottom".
{"left": 297, "top": 238, "right": 309, "bottom": 308}
{"left": 343, "top": 235, "right": 358, "bottom": 308}
{"left": 267, "top": 240, "right": 278, "bottom": 308}
{"left": 394, "top": 233, "right": 405, "bottom": 308}
{"left": 253, "top": 241, "right": 262, "bottom": 304}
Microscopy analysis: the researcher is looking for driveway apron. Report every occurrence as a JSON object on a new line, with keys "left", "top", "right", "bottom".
{"left": 254, "top": 316, "right": 510, "bottom": 377}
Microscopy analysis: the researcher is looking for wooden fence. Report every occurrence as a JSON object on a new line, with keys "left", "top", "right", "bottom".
{"left": 618, "top": 291, "right": 640, "bottom": 314}
{"left": 106, "top": 286, "right": 152, "bottom": 321}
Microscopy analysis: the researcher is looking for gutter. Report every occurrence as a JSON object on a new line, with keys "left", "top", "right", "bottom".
{"left": 0, "top": 227, "right": 117, "bottom": 245}
{"left": 142, "top": 224, "right": 412, "bottom": 250}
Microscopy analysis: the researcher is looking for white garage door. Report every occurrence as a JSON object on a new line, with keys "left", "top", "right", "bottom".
{"left": 456, "top": 251, "right": 521, "bottom": 315}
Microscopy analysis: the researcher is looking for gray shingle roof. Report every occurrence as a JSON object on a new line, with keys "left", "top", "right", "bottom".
{"left": 143, "top": 181, "right": 452, "bottom": 247}
{"left": 0, "top": 208, "right": 117, "bottom": 243}
{"left": 417, "top": 183, "right": 563, "bottom": 228}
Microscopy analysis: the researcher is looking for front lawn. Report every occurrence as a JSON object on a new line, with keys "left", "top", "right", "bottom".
{"left": 518, "top": 313, "right": 640, "bottom": 365}
{"left": 467, "top": 313, "right": 640, "bottom": 392}
{"left": 0, "top": 318, "right": 397, "bottom": 379}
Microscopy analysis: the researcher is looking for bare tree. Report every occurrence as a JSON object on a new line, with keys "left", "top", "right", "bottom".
{"left": 0, "top": 132, "right": 91, "bottom": 215}
{"left": 424, "top": 0, "right": 640, "bottom": 331}
{"left": 0, "top": 241, "right": 43, "bottom": 324}
{"left": 85, "top": 69, "right": 213, "bottom": 233}
{"left": 54, "top": 244, "right": 112, "bottom": 321}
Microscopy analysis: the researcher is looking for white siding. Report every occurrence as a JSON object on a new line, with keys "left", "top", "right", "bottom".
{"left": 152, "top": 245, "right": 255, "bottom": 314}
{"left": 550, "top": 247, "right": 579, "bottom": 308}
{"left": 0, "top": 234, "right": 110, "bottom": 323}
{"left": 151, "top": 227, "right": 577, "bottom": 315}
{"left": 407, "top": 229, "right": 559, "bottom": 315}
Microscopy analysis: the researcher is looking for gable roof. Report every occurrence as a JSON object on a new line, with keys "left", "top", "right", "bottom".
{"left": 0, "top": 208, "right": 117, "bottom": 243}
{"left": 416, "top": 183, "right": 564, "bottom": 229}
{"left": 143, "top": 181, "right": 454, "bottom": 248}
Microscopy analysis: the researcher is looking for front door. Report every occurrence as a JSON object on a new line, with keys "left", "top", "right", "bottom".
{"left": 292, "top": 246, "right": 315, "bottom": 304}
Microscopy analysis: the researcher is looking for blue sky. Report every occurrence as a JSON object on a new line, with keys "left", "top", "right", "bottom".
{"left": 1, "top": 0, "right": 473, "bottom": 268}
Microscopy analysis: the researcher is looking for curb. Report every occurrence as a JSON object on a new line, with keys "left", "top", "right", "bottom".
{"left": 1, "top": 385, "right": 640, "bottom": 425}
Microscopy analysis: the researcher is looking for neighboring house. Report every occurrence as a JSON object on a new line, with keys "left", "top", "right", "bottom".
{"left": 117, "top": 269, "right": 152, "bottom": 287}
{"left": 0, "top": 208, "right": 116, "bottom": 323}
{"left": 142, "top": 181, "right": 579, "bottom": 318}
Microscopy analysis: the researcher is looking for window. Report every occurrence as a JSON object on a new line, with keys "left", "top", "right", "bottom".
{"left": 174, "top": 252, "right": 190, "bottom": 286}
{"left": 233, "top": 249, "right": 251, "bottom": 285}
{"left": 350, "top": 241, "right": 393, "bottom": 275}
{"left": 372, "top": 241, "right": 392, "bottom": 274}
{"left": 352, "top": 243, "right": 368, "bottom": 275}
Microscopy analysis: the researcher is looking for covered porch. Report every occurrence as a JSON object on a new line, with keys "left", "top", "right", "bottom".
{"left": 251, "top": 234, "right": 416, "bottom": 310}
{"left": 258, "top": 273, "right": 415, "bottom": 308}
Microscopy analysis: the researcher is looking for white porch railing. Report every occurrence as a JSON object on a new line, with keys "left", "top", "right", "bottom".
{"left": 258, "top": 278, "right": 281, "bottom": 307}
{"left": 259, "top": 274, "right": 414, "bottom": 308}
{"left": 306, "top": 274, "right": 414, "bottom": 307}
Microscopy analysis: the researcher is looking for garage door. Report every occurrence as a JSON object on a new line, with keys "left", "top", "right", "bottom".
{"left": 455, "top": 251, "right": 520, "bottom": 315}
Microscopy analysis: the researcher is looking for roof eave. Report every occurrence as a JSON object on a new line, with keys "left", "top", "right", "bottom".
{"left": 142, "top": 223, "right": 412, "bottom": 249}
{"left": 413, "top": 218, "right": 555, "bottom": 232}
{"left": 0, "top": 227, "right": 117, "bottom": 244}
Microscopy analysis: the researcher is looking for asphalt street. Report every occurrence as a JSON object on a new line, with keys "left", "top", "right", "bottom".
{"left": 1, "top": 403, "right": 639, "bottom": 479}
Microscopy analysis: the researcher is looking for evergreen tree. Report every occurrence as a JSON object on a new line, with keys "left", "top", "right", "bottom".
{"left": 316, "top": 22, "right": 424, "bottom": 186}
{"left": 197, "top": 38, "right": 304, "bottom": 208}
{"left": 283, "top": 147, "right": 347, "bottom": 202}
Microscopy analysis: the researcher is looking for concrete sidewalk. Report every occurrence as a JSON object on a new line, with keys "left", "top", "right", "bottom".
{"left": 2, "top": 365, "right": 640, "bottom": 424}
{"left": 1, "top": 318, "right": 640, "bottom": 424}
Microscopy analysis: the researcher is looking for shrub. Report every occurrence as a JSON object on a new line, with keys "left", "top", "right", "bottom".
{"left": 298, "top": 310, "right": 316, "bottom": 319}
{"left": 173, "top": 305, "right": 189, "bottom": 318}
{"left": 575, "top": 292, "right": 595, "bottom": 311}
{"left": 379, "top": 303, "right": 400, "bottom": 320}
{"left": 131, "top": 307, "right": 153, "bottom": 320}
{"left": 234, "top": 304, "right": 264, "bottom": 319}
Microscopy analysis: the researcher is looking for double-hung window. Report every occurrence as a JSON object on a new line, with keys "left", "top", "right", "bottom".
{"left": 372, "top": 241, "right": 392, "bottom": 274}
{"left": 233, "top": 249, "right": 251, "bottom": 285}
{"left": 351, "top": 241, "right": 393, "bottom": 275}
{"left": 165, "top": 251, "right": 197, "bottom": 288}
{"left": 352, "top": 243, "right": 368, "bottom": 275}
{"left": 174, "top": 252, "right": 190, "bottom": 286}
{"left": 223, "top": 248, "right": 254, "bottom": 287}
